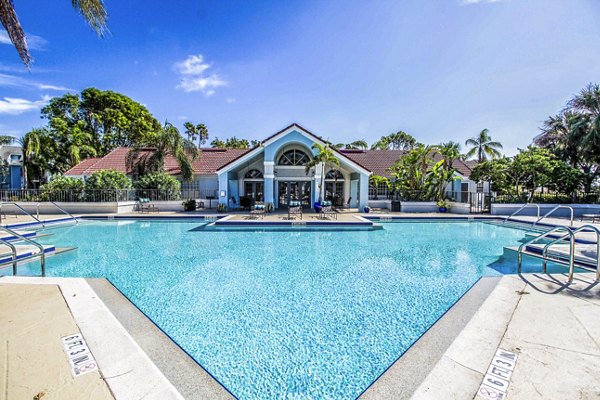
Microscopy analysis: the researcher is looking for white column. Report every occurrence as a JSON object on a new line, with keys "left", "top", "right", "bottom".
{"left": 264, "top": 161, "right": 275, "bottom": 205}
{"left": 358, "top": 172, "right": 369, "bottom": 210}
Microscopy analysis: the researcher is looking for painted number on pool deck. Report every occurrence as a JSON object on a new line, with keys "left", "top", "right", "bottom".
{"left": 62, "top": 333, "right": 99, "bottom": 377}
{"left": 477, "top": 349, "right": 519, "bottom": 400}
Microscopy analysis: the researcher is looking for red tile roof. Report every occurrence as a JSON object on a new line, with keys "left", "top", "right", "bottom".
{"left": 340, "top": 149, "right": 474, "bottom": 178}
{"left": 65, "top": 146, "right": 474, "bottom": 178}
{"left": 64, "top": 147, "right": 251, "bottom": 176}
{"left": 63, "top": 157, "right": 102, "bottom": 175}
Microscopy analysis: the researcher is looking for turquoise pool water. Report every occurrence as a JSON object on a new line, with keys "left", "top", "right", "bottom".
{"left": 7, "top": 220, "right": 538, "bottom": 399}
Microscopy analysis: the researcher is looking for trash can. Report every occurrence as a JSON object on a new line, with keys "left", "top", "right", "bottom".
{"left": 391, "top": 200, "right": 401, "bottom": 212}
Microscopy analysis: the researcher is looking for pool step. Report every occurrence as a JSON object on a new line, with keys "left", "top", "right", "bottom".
{"left": 504, "top": 245, "right": 598, "bottom": 273}
{"left": 0, "top": 244, "right": 56, "bottom": 265}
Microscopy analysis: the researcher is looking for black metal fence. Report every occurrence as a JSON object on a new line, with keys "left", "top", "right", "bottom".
{"left": 0, "top": 188, "right": 218, "bottom": 203}
{"left": 492, "top": 192, "right": 600, "bottom": 205}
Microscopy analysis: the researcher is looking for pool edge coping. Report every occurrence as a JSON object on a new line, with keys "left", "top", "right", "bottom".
{"left": 85, "top": 277, "right": 236, "bottom": 400}
{"left": 358, "top": 275, "right": 503, "bottom": 399}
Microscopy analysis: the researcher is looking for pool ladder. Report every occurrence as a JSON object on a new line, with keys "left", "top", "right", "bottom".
{"left": 517, "top": 224, "right": 600, "bottom": 283}
{"left": 0, "top": 225, "right": 47, "bottom": 276}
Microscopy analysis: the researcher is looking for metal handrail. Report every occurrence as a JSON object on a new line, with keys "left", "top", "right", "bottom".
{"left": 518, "top": 226, "right": 576, "bottom": 282}
{"left": 540, "top": 224, "right": 600, "bottom": 281}
{"left": 505, "top": 203, "right": 540, "bottom": 223}
{"left": 36, "top": 201, "right": 79, "bottom": 224}
{"left": 0, "top": 225, "right": 46, "bottom": 276}
{"left": 0, "top": 238, "right": 18, "bottom": 275}
{"left": 533, "top": 205, "right": 574, "bottom": 227}
{"left": 0, "top": 202, "right": 45, "bottom": 229}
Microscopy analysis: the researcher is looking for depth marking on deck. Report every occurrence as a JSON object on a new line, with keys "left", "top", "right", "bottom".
{"left": 476, "top": 348, "right": 519, "bottom": 400}
{"left": 62, "top": 333, "right": 99, "bottom": 377}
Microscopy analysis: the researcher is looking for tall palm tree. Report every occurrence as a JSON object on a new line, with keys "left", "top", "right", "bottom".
{"left": 465, "top": 129, "right": 503, "bottom": 162}
{"left": 1, "top": 0, "right": 108, "bottom": 67}
{"left": 127, "top": 122, "right": 199, "bottom": 182}
{"left": 183, "top": 122, "right": 209, "bottom": 148}
{"left": 304, "top": 143, "right": 339, "bottom": 203}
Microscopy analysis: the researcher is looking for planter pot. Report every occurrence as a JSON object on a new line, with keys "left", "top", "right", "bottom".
{"left": 438, "top": 206, "right": 447, "bottom": 213}
{"left": 364, "top": 207, "right": 371, "bottom": 213}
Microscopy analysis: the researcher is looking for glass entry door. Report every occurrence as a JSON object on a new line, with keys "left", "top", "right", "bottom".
{"left": 244, "top": 181, "right": 264, "bottom": 201}
{"left": 278, "top": 181, "right": 311, "bottom": 207}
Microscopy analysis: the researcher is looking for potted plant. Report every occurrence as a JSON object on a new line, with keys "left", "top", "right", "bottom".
{"left": 182, "top": 199, "right": 196, "bottom": 212}
{"left": 363, "top": 205, "right": 371, "bottom": 213}
{"left": 437, "top": 199, "right": 450, "bottom": 213}
{"left": 216, "top": 203, "right": 227, "bottom": 213}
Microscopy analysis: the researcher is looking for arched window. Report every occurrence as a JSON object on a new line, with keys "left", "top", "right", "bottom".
{"left": 244, "top": 169, "right": 263, "bottom": 179}
{"left": 278, "top": 149, "right": 310, "bottom": 166}
{"left": 325, "top": 169, "right": 344, "bottom": 180}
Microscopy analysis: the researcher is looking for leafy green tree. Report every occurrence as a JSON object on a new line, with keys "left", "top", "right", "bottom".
{"left": 465, "top": 129, "right": 503, "bottom": 162}
{"left": 536, "top": 84, "right": 600, "bottom": 192}
{"left": 335, "top": 140, "right": 369, "bottom": 150}
{"left": 389, "top": 145, "right": 435, "bottom": 200}
{"left": 210, "top": 136, "right": 251, "bottom": 149}
{"left": 371, "top": 131, "right": 418, "bottom": 150}
{"left": 42, "top": 88, "right": 160, "bottom": 155}
{"left": 127, "top": 121, "right": 199, "bottom": 182}
{"left": 305, "top": 143, "right": 340, "bottom": 203}
{"left": 470, "top": 158, "right": 513, "bottom": 195}
{"left": 40, "top": 176, "right": 84, "bottom": 201}
{"left": 135, "top": 172, "right": 181, "bottom": 200}
{"left": 1, "top": 0, "right": 108, "bottom": 67}
{"left": 84, "top": 170, "right": 132, "bottom": 201}
{"left": 183, "top": 122, "right": 209, "bottom": 148}
{"left": 0, "top": 135, "right": 14, "bottom": 145}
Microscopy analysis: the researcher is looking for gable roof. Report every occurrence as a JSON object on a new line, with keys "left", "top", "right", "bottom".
{"left": 216, "top": 123, "right": 372, "bottom": 175}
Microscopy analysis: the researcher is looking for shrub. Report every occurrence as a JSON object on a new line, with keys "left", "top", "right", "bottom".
{"left": 84, "top": 170, "right": 132, "bottom": 201}
{"left": 182, "top": 199, "right": 196, "bottom": 211}
{"left": 40, "top": 176, "right": 84, "bottom": 201}
{"left": 135, "top": 172, "right": 181, "bottom": 200}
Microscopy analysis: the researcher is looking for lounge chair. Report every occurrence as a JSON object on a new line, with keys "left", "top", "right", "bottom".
{"left": 288, "top": 201, "right": 302, "bottom": 220}
{"left": 581, "top": 214, "right": 600, "bottom": 223}
{"left": 250, "top": 203, "right": 265, "bottom": 219}
{"left": 319, "top": 205, "right": 337, "bottom": 220}
{"left": 137, "top": 198, "right": 159, "bottom": 213}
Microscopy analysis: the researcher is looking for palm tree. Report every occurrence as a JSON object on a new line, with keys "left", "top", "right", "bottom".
{"left": 304, "top": 143, "right": 339, "bottom": 203}
{"left": 127, "top": 122, "right": 199, "bottom": 182}
{"left": 183, "top": 122, "right": 209, "bottom": 148}
{"left": 1, "top": 0, "right": 108, "bottom": 67}
{"left": 65, "top": 129, "right": 97, "bottom": 167}
{"left": 437, "top": 141, "right": 463, "bottom": 169}
{"left": 20, "top": 128, "right": 44, "bottom": 188}
{"left": 465, "top": 129, "right": 503, "bottom": 162}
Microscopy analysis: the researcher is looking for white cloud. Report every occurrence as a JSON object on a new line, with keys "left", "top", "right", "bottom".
{"left": 226, "top": 97, "right": 236, "bottom": 104}
{"left": 0, "top": 73, "right": 72, "bottom": 91}
{"left": 0, "top": 95, "right": 51, "bottom": 115}
{"left": 0, "top": 30, "right": 47, "bottom": 50}
{"left": 175, "top": 54, "right": 211, "bottom": 75}
{"left": 174, "top": 54, "right": 227, "bottom": 96}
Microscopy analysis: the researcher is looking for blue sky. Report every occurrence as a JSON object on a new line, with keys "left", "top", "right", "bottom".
{"left": 1, "top": 0, "right": 600, "bottom": 155}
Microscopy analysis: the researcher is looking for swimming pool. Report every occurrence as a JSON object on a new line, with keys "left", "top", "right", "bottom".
{"left": 5, "top": 220, "right": 546, "bottom": 399}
